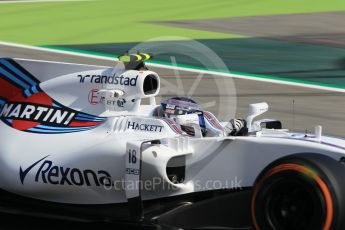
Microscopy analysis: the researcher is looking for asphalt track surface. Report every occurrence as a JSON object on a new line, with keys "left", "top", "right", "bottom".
{"left": 0, "top": 44, "right": 345, "bottom": 229}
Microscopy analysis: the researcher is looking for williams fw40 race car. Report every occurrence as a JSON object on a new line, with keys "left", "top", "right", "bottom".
{"left": 1, "top": 54, "right": 345, "bottom": 230}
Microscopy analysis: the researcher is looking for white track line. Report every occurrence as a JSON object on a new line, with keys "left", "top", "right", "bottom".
{"left": 16, "top": 57, "right": 111, "bottom": 68}
{"left": 1, "top": 40, "right": 345, "bottom": 93}
{"left": 0, "top": 41, "right": 114, "bottom": 60}
{"left": 147, "top": 63, "right": 345, "bottom": 93}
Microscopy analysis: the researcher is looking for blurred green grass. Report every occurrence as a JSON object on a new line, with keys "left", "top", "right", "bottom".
{"left": 0, "top": 0, "right": 344, "bottom": 45}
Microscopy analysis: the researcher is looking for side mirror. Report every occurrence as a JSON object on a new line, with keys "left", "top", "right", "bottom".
{"left": 246, "top": 102, "right": 269, "bottom": 132}
{"left": 262, "top": 120, "right": 282, "bottom": 129}
{"left": 176, "top": 114, "right": 203, "bottom": 138}
{"left": 252, "top": 119, "right": 282, "bottom": 131}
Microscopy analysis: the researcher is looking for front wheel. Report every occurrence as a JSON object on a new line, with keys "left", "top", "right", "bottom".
{"left": 251, "top": 153, "right": 345, "bottom": 230}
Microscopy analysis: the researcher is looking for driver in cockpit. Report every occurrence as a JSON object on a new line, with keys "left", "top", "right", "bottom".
{"left": 159, "top": 97, "right": 247, "bottom": 137}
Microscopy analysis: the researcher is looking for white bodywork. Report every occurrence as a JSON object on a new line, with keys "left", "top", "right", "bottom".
{"left": 0, "top": 59, "right": 345, "bottom": 205}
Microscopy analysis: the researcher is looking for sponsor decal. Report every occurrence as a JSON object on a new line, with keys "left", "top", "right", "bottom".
{"left": 117, "top": 98, "right": 126, "bottom": 107}
{"left": 78, "top": 74, "right": 138, "bottom": 86}
{"left": 88, "top": 89, "right": 127, "bottom": 108}
{"left": 1, "top": 102, "right": 75, "bottom": 126}
{"left": 19, "top": 155, "right": 112, "bottom": 187}
{"left": 127, "top": 121, "right": 164, "bottom": 132}
{"left": 88, "top": 89, "right": 99, "bottom": 105}
{"left": 126, "top": 168, "right": 140, "bottom": 175}
{"left": 0, "top": 58, "right": 107, "bottom": 133}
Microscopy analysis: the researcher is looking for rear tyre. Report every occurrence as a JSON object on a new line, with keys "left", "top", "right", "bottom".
{"left": 251, "top": 153, "right": 345, "bottom": 230}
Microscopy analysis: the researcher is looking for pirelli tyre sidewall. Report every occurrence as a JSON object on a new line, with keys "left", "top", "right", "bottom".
{"left": 251, "top": 153, "right": 345, "bottom": 230}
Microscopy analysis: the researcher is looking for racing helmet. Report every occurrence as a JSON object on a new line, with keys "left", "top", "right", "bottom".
{"left": 160, "top": 97, "right": 207, "bottom": 136}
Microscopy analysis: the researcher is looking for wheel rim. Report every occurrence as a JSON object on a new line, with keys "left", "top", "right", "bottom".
{"left": 265, "top": 176, "right": 326, "bottom": 229}
{"left": 252, "top": 163, "right": 333, "bottom": 230}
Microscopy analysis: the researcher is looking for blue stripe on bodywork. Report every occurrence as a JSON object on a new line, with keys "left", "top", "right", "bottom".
{"left": 3, "top": 119, "right": 12, "bottom": 126}
{"left": 31, "top": 85, "right": 39, "bottom": 94}
{"left": 24, "top": 89, "right": 32, "bottom": 97}
{"left": 76, "top": 113, "right": 106, "bottom": 120}
{"left": 0, "top": 66, "right": 30, "bottom": 89}
{"left": 52, "top": 102, "right": 61, "bottom": 108}
{"left": 28, "top": 127, "right": 93, "bottom": 133}
{"left": 0, "top": 59, "right": 37, "bottom": 86}
{"left": 36, "top": 125, "right": 96, "bottom": 131}
{"left": 74, "top": 116, "right": 105, "bottom": 122}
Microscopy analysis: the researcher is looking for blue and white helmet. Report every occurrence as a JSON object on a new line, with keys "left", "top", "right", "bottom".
{"left": 160, "top": 97, "right": 207, "bottom": 136}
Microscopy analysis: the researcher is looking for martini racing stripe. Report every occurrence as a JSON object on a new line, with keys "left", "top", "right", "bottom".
{"left": 51, "top": 100, "right": 107, "bottom": 122}
{"left": 0, "top": 58, "right": 38, "bottom": 87}
{"left": 36, "top": 124, "right": 97, "bottom": 131}
{"left": 75, "top": 113, "right": 107, "bottom": 122}
{"left": 0, "top": 58, "right": 108, "bottom": 133}
{"left": 75, "top": 117, "right": 105, "bottom": 122}
{"left": 76, "top": 113, "right": 107, "bottom": 120}
{"left": 3, "top": 58, "right": 40, "bottom": 86}
{"left": 27, "top": 127, "right": 95, "bottom": 134}
{"left": 31, "top": 85, "right": 39, "bottom": 93}
{"left": 3, "top": 119, "right": 12, "bottom": 127}
{"left": 52, "top": 102, "right": 61, "bottom": 108}
{"left": 75, "top": 116, "right": 106, "bottom": 122}
{"left": 24, "top": 85, "right": 42, "bottom": 97}
{"left": 30, "top": 127, "right": 93, "bottom": 133}
{"left": 0, "top": 102, "right": 106, "bottom": 128}
{"left": 0, "top": 66, "right": 30, "bottom": 89}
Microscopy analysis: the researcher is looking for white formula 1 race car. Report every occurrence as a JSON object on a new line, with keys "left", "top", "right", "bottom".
{"left": 0, "top": 54, "right": 345, "bottom": 230}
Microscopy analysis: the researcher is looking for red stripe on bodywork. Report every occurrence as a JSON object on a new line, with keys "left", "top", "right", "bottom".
{"left": 0, "top": 78, "right": 22, "bottom": 99}
{"left": 204, "top": 112, "right": 223, "bottom": 130}
{"left": 162, "top": 118, "right": 190, "bottom": 137}
{"left": 69, "top": 121, "right": 104, "bottom": 127}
